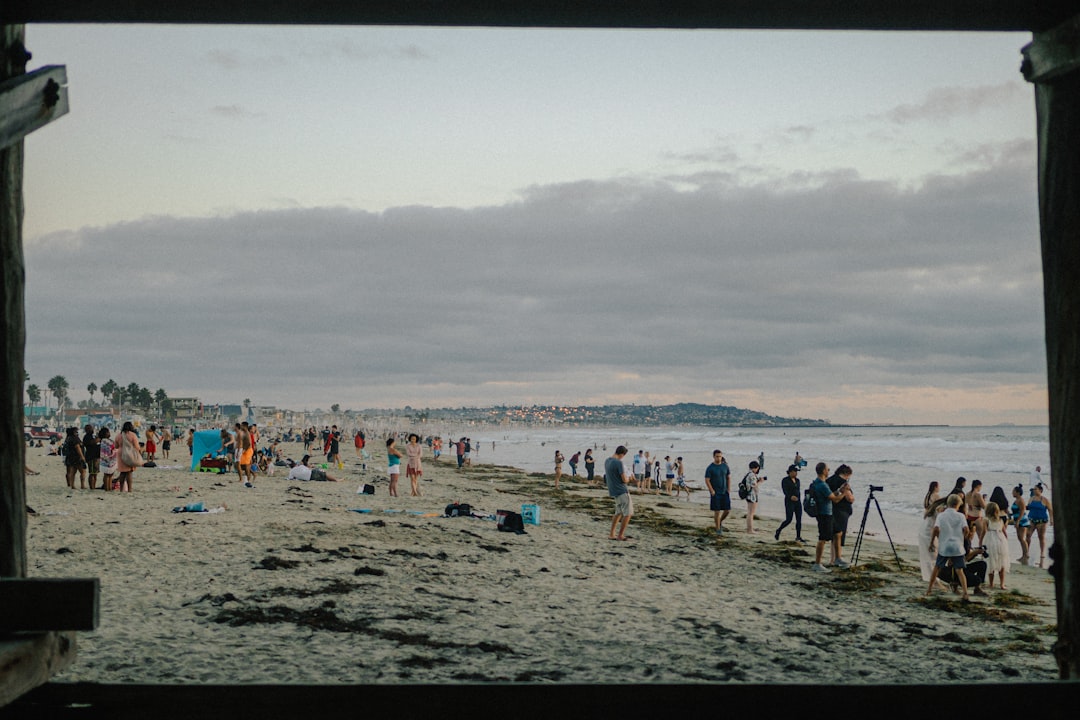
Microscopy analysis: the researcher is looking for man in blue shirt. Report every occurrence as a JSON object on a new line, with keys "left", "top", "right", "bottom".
{"left": 811, "top": 462, "right": 848, "bottom": 572}
{"left": 704, "top": 449, "right": 731, "bottom": 535}
{"left": 605, "top": 446, "right": 633, "bottom": 541}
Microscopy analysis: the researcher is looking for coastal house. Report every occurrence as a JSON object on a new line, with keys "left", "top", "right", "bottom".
{"left": 1, "top": 0, "right": 1078, "bottom": 713}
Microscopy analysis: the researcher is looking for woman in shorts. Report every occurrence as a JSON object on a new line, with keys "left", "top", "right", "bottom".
{"left": 386, "top": 437, "right": 402, "bottom": 497}
{"left": 1024, "top": 484, "right": 1053, "bottom": 568}
{"left": 406, "top": 433, "right": 423, "bottom": 497}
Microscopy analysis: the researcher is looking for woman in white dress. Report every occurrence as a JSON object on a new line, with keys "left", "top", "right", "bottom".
{"left": 983, "top": 501, "right": 1010, "bottom": 589}
{"left": 919, "top": 498, "right": 949, "bottom": 584}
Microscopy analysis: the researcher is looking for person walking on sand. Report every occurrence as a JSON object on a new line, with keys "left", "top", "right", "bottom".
{"left": 704, "top": 450, "right": 731, "bottom": 536}
{"left": 406, "top": 433, "right": 424, "bottom": 496}
{"left": 235, "top": 422, "right": 254, "bottom": 486}
{"left": 386, "top": 437, "right": 403, "bottom": 497}
{"left": 810, "top": 462, "right": 847, "bottom": 572}
{"left": 775, "top": 464, "right": 804, "bottom": 543}
{"left": 605, "top": 445, "right": 633, "bottom": 541}
{"left": 926, "top": 493, "right": 971, "bottom": 599}
{"left": 186, "top": 427, "right": 195, "bottom": 458}
{"left": 554, "top": 450, "right": 565, "bottom": 490}
{"left": 741, "top": 460, "right": 765, "bottom": 534}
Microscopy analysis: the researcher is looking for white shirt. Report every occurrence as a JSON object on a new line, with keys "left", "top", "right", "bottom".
{"left": 934, "top": 507, "right": 967, "bottom": 557}
{"left": 287, "top": 465, "right": 312, "bottom": 481}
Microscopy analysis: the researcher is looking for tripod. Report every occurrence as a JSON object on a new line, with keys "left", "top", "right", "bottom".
{"left": 850, "top": 486, "right": 903, "bottom": 570}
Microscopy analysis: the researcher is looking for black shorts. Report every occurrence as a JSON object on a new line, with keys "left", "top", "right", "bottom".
{"left": 710, "top": 492, "right": 731, "bottom": 512}
{"left": 816, "top": 514, "right": 834, "bottom": 542}
{"left": 833, "top": 510, "right": 851, "bottom": 536}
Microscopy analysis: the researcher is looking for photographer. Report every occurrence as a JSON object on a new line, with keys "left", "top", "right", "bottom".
{"left": 938, "top": 545, "right": 990, "bottom": 597}
{"left": 826, "top": 464, "right": 855, "bottom": 568}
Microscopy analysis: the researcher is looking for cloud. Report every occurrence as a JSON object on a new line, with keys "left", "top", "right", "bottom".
{"left": 210, "top": 104, "right": 262, "bottom": 119}
{"left": 23, "top": 144, "right": 1043, "bottom": 420}
{"left": 883, "top": 82, "right": 1027, "bottom": 124}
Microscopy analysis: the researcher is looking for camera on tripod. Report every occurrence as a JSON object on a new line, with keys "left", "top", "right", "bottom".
{"left": 868, "top": 484, "right": 884, "bottom": 493}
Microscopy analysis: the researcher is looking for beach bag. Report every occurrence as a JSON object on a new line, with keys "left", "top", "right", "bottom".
{"left": 120, "top": 436, "right": 143, "bottom": 468}
{"left": 803, "top": 488, "right": 819, "bottom": 518}
{"left": 357, "top": 483, "right": 375, "bottom": 495}
{"left": 445, "top": 503, "right": 472, "bottom": 518}
{"left": 496, "top": 509, "right": 526, "bottom": 534}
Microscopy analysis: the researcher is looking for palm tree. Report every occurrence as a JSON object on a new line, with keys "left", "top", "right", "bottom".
{"left": 27, "top": 384, "right": 41, "bottom": 421}
{"left": 47, "top": 375, "right": 69, "bottom": 422}
{"left": 154, "top": 388, "right": 168, "bottom": 414}
{"left": 101, "top": 379, "right": 117, "bottom": 408}
{"left": 87, "top": 382, "right": 98, "bottom": 407}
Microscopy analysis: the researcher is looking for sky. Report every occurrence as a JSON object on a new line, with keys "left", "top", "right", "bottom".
{"left": 19, "top": 25, "right": 1048, "bottom": 425}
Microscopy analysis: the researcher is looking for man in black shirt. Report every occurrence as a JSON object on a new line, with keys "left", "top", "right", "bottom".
{"left": 826, "top": 464, "right": 855, "bottom": 568}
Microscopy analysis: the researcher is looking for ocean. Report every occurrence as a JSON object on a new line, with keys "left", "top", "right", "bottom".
{"left": 437, "top": 424, "right": 1052, "bottom": 554}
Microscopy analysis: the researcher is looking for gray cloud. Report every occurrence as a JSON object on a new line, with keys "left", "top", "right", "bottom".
{"left": 24, "top": 143, "right": 1043, "bottom": 414}
{"left": 883, "top": 82, "right": 1027, "bottom": 124}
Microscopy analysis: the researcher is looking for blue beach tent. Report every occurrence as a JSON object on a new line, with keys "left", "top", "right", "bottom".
{"left": 190, "top": 429, "right": 225, "bottom": 472}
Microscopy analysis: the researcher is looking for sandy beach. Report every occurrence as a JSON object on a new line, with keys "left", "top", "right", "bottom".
{"left": 22, "top": 442, "right": 1059, "bottom": 685}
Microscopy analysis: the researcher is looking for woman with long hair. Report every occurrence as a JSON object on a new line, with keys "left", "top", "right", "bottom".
{"left": 923, "top": 481, "right": 940, "bottom": 510}
{"left": 1010, "top": 485, "right": 1031, "bottom": 564}
{"left": 1025, "top": 484, "right": 1053, "bottom": 568}
{"left": 116, "top": 421, "right": 143, "bottom": 492}
{"left": 405, "top": 433, "right": 423, "bottom": 497}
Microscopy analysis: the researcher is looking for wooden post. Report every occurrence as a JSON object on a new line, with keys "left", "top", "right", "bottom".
{"left": 0, "top": 24, "right": 27, "bottom": 580}
{"left": 1022, "top": 13, "right": 1080, "bottom": 679}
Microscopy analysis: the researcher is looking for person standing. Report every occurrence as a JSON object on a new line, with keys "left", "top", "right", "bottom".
{"left": 1010, "top": 484, "right": 1031, "bottom": 564}
{"left": 235, "top": 422, "right": 254, "bottom": 486}
{"left": 553, "top": 450, "right": 565, "bottom": 490}
{"left": 186, "top": 427, "right": 195, "bottom": 457}
{"left": 584, "top": 449, "right": 596, "bottom": 485}
{"left": 704, "top": 450, "right": 731, "bottom": 536}
{"left": 569, "top": 451, "right": 580, "bottom": 477}
{"left": 775, "top": 464, "right": 804, "bottom": 542}
{"left": 984, "top": 501, "right": 1010, "bottom": 589}
{"left": 605, "top": 446, "right": 633, "bottom": 541}
{"left": 116, "top": 421, "right": 143, "bottom": 493}
{"left": 1025, "top": 484, "right": 1053, "bottom": 568}
{"left": 144, "top": 425, "right": 158, "bottom": 462}
{"left": 406, "top": 433, "right": 424, "bottom": 496}
{"left": 387, "top": 437, "right": 403, "bottom": 497}
{"left": 926, "top": 494, "right": 972, "bottom": 599}
{"left": 810, "top": 462, "right": 847, "bottom": 572}
{"left": 161, "top": 427, "right": 172, "bottom": 460}
{"left": 82, "top": 424, "right": 100, "bottom": 490}
{"left": 98, "top": 427, "right": 116, "bottom": 492}
{"left": 664, "top": 455, "right": 676, "bottom": 493}
{"left": 826, "top": 464, "right": 855, "bottom": 568}
{"left": 632, "top": 451, "right": 646, "bottom": 493}
{"left": 63, "top": 427, "right": 87, "bottom": 490}
{"left": 456, "top": 438, "right": 466, "bottom": 469}
{"left": 741, "top": 461, "right": 765, "bottom": 534}
{"left": 673, "top": 456, "right": 685, "bottom": 496}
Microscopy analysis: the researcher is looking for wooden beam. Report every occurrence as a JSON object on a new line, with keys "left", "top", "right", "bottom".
{"left": 1, "top": 24, "right": 28, "bottom": 581}
{"left": 0, "top": 579, "right": 99, "bottom": 633}
{"left": 0, "top": 632, "right": 76, "bottom": 708}
{"left": 0, "top": 0, "right": 1077, "bottom": 33}
{"left": 0, "top": 65, "right": 68, "bottom": 150}
{"left": 1024, "top": 12, "right": 1080, "bottom": 680}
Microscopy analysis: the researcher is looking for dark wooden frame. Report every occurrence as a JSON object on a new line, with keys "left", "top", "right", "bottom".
{"left": 3, "top": 0, "right": 1079, "bottom": 706}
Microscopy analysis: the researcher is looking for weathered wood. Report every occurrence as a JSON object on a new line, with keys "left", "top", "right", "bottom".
{"left": 0, "top": 25, "right": 27, "bottom": 581}
{"left": 0, "top": 65, "right": 68, "bottom": 150}
{"left": 0, "top": 0, "right": 1076, "bottom": 32}
{"left": 0, "top": 632, "right": 75, "bottom": 708}
{"left": 1026, "top": 12, "right": 1080, "bottom": 680}
{"left": 0, "top": 579, "right": 99, "bottom": 632}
